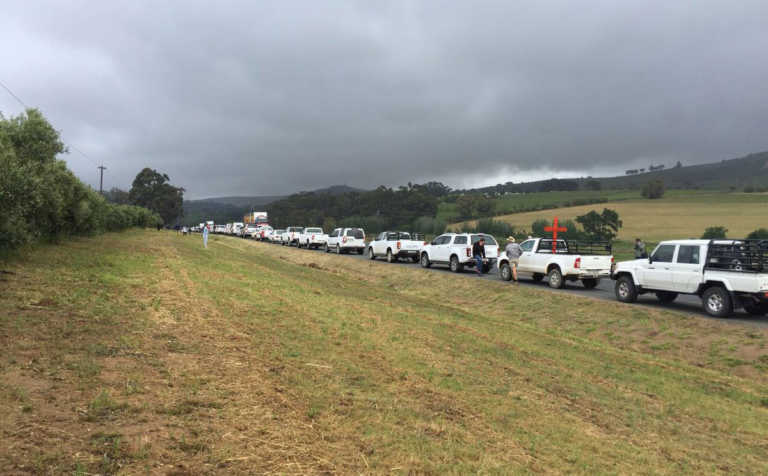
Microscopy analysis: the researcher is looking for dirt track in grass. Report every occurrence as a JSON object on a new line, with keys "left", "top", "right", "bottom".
{"left": 1, "top": 230, "right": 767, "bottom": 474}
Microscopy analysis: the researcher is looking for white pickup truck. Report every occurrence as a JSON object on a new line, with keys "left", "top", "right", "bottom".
{"left": 271, "top": 229, "right": 285, "bottom": 243}
{"left": 298, "top": 227, "right": 328, "bottom": 249}
{"left": 612, "top": 239, "right": 768, "bottom": 317}
{"left": 497, "top": 238, "right": 614, "bottom": 289}
{"left": 367, "top": 231, "right": 425, "bottom": 263}
{"left": 281, "top": 227, "right": 303, "bottom": 246}
{"left": 419, "top": 233, "right": 499, "bottom": 273}
{"left": 326, "top": 228, "right": 366, "bottom": 254}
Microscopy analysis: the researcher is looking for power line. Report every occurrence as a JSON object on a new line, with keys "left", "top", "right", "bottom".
{"left": 0, "top": 78, "right": 101, "bottom": 168}
{"left": 0, "top": 78, "right": 29, "bottom": 109}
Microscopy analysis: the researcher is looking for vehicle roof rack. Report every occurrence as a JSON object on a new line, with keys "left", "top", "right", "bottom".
{"left": 705, "top": 239, "right": 768, "bottom": 273}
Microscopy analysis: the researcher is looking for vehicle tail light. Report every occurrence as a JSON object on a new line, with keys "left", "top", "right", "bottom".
{"left": 311, "top": 234, "right": 315, "bottom": 240}
{"left": 574, "top": 257, "right": 581, "bottom": 269}
{"left": 424, "top": 241, "right": 427, "bottom": 246}
{"left": 466, "top": 247, "right": 472, "bottom": 257}
{"left": 342, "top": 236, "right": 347, "bottom": 243}
{"left": 397, "top": 241, "right": 401, "bottom": 250}
{"left": 611, "top": 256, "right": 615, "bottom": 264}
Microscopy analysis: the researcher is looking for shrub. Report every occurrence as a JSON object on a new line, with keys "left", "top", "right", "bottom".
{"left": 701, "top": 226, "right": 728, "bottom": 239}
{"left": 641, "top": 180, "right": 665, "bottom": 199}
{"left": 0, "top": 109, "right": 162, "bottom": 253}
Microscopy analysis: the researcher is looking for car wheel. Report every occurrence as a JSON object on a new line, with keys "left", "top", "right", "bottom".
{"left": 702, "top": 286, "right": 733, "bottom": 317}
{"left": 420, "top": 253, "right": 431, "bottom": 268}
{"left": 531, "top": 273, "right": 544, "bottom": 282}
{"left": 386, "top": 249, "right": 395, "bottom": 263}
{"left": 655, "top": 291, "right": 678, "bottom": 303}
{"left": 582, "top": 278, "right": 599, "bottom": 289}
{"left": 368, "top": 247, "right": 376, "bottom": 260}
{"left": 500, "top": 263, "right": 512, "bottom": 281}
{"left": 336, "top": 245, "right": 341, "bottom": 255}
{"left": 324, "top": 243, "right": 329, "bottom": 253}
{"left": 615, "top": 276, "right": 638, "bottom": 303}
{"left": 449, "top": 255, "right": 463, "bottom": 273}
{"left": 547, "top": 267, "right": 564, "bottom": 289}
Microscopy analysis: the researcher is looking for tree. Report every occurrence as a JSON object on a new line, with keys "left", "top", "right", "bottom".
{"left": 641, "top": 180, "right": 665, "bottom": 199}
{"left": 104, "top": 187, "right": 130, "bottom": 204}
{"left": 129, "top": 168, "right": 184, "bottom": 225}
{"left": 701, "top": 226, "right": 728, "bottom": 239}
{"left": 575, "top": 208, "right": 622, "bottom": 241}
{"left": 746, "top": 228, "right": 768, "bottom": 239}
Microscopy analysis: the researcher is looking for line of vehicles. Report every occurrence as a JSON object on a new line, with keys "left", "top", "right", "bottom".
{"left": 192, "top": 222, "right": 768, "bottom": 318}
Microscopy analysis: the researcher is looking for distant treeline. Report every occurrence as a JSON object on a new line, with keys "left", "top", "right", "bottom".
{"left": 1, "top": 109, "right": 161, "bottom": 253}
{"left": 268, "top": 182, "right": 451, "bottom": 234}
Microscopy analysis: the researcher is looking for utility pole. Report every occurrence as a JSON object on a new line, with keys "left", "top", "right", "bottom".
{"left": 98, "top": 165, "right": 107, "bottom": 194}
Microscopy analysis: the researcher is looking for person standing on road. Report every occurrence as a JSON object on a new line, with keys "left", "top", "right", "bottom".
{"left": 634, "top": 238, "right": 646, "bottom": 259}
{"left": 203, "top": 224, "right": 209, "bottom": 249}
{"left": 472, "top": 237, "right": 486, "bottom": 276}
{"left": 505, "top": 236, "right": 522, "bottom": 283}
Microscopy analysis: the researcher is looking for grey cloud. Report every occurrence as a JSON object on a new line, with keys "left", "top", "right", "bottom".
{"left": 2, "top": 0, "right": 767, "bottom": 198}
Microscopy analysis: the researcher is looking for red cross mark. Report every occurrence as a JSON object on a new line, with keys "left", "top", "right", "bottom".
{"left": 544, "top": 217, "right": 567, "bottom": 253}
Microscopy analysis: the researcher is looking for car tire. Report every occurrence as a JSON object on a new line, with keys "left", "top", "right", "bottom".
{"left": 368, "top": 247, "right": 376, "bottom": 260}
{"left": 420, "top": 253, "right": 431, "bottom": 268}
{"left": 449, "top": 255, "right": 464, "bottom": 273}
{"left": 615, "top": 276, "right": 638, "bottom": 303}
{"left": 582, "top": 278, "right": 599, "bottom": 289}
{"left": 336, "top": 245, "right": 341, "bottom": 255}
{"left": 655, "top": 291, "right": 678, "bottom": 303}
{"left": 531, "top": 273, "right": 544, "bottom": 282}
{"left": 547, "top": 267, "right": 564, "bottom": 289}
{"left": 387, "top": 249, "right": 395, "bottom": 263}
{"left": 702, "top": 286, "right": 733, "bottom": 317}
{"left": 500, "top": 263, "right": 512, "bottom": 281}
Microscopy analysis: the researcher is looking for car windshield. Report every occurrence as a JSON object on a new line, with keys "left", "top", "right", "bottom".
{"left": 347, "top": 229, "right": 364, "bottom": 239}
{"left": 305, "top": 228, "right": 323, "bottom": 233}
{"left": 397, "top": 232, "right": 411, "bottom": 239}
{"left": 471, "top": 234, "right": 497, "bottom": 245}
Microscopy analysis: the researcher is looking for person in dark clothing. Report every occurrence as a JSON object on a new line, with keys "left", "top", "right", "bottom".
{"left": 472, "top": 237, "right": 486, "bottom": 275}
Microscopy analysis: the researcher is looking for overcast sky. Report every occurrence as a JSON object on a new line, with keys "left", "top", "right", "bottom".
{"left": 2, "top": 1, "right": 767, "bottom": 199}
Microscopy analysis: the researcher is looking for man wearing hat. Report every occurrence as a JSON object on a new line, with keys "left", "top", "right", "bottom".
{"left": 505, "top": 236, "right": 522, "bottom": 283}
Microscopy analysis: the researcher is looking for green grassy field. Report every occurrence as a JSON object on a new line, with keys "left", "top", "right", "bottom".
{"left": 1, "top": 230, "right": 767, "bottom": 473}
{"left": 452, "top": 190, "right": 768, "bottom": 246}
{"left": 437, "top": 189, "right": 638, "bottom": 222}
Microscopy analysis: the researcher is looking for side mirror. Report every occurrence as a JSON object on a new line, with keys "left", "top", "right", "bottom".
{"left": 430, "top": 241, "right": 437, "bottom": 246}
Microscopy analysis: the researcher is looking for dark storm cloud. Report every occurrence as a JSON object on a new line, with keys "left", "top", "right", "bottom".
{"left": 2, "top": 1, "right": 767, "bottom": 197}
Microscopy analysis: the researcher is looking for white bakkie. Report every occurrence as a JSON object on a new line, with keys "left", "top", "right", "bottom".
{"left": 420, "top": 233, "right": 499, "bottom": 273}
{"left": 298, "top": 227, "right": 328, "bottom": 249}
{"left": 281, "top": 227, "right": 303, "bottom": 246}
{"left": 326, "top": 228, "right": 366, "bottom": 254}
{"left": 612, "top": 239, "right": 768, "bottom": 317}
{"left": 497, "top": 238, "right": 613, "bottom": 289}
{"left": 367, "top": 231, "right": 425, "bottom": 263}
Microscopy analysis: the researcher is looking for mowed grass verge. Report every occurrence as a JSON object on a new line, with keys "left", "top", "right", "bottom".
{"left": 450, "top": 191, "right": 768, "bottom": 241}
{"left": 0, "top": 230, "right": 766, "bottom": 473}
